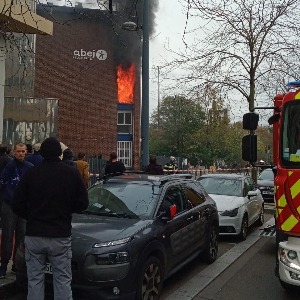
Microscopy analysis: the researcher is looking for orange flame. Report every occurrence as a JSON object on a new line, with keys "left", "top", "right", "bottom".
{"left": 117, "top": 64, "right": 135, "bottom": 104}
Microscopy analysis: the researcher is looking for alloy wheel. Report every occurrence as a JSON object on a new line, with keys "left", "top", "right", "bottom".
{"left": 141, "top": 258, "right": 162, "bottom": 300}
{"left": 209, "top": 227, "right": 218, "bottom": 261}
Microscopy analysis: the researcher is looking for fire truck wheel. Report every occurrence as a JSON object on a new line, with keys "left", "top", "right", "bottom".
{"left": 239, "top": 215, "right": 248, "bottom": 241}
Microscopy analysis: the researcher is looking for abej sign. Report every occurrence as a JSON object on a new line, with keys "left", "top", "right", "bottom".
{"left": 73, "top": 49, "right": 107, "bottom": 61}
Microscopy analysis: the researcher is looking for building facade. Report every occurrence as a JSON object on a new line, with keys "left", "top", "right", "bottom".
{"left": 34, "top": 4, "right": 142, "bottom": 169}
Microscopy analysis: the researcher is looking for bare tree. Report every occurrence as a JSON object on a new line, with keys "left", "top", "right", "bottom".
{"left": 175, "top": 0, "right": 300, "bottom": 111}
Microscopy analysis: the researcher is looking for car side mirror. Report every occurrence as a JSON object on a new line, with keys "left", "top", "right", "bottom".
{"left": 169, "top": 204, "right": 177, "bottom": 220}
{"left": 247, "top": 191, "right": 257, "bottom": 199}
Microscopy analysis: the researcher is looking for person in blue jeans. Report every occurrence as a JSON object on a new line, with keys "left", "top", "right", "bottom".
{"left": 12, "top": 137, "right": 89, "bottom": 300}
{"left": 0, "top": 143, "right": 33, "bottom": 278}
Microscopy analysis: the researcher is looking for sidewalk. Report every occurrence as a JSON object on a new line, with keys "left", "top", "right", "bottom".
{"left": 0, "top": 260, "right": 16, "bottom": 290}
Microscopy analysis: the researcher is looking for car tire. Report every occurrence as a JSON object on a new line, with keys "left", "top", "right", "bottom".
{"left": 256, "top": 204, "right": 264, "bottom": 226}
{"left": 136, "top": 256, "right": 163, "bottom": 300}
{"left": 239, "top": 215, "right": 248, "bottom": 241}
{"left": 202, "top": 225, "right": 219, "bottom": 264}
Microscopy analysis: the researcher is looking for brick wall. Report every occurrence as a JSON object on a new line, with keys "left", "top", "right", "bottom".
{"left": 34, "top": 6, "right": 141, "bottom": 168}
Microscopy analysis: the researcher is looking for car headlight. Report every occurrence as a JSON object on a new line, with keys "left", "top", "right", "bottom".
{"left": 220, "top": 207, "right": 239, "bottom": 217}
{"left": 95, "top": 252, "right": 129, "bottom": 265}
{"left": 279, "top": 247, "right": 300, "bottom": 271}
{"left": 93, "top": 236, "right": 132, "bottom": 248}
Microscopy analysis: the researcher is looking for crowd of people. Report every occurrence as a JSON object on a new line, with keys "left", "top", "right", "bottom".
{"left": 0, "top": 138, "right": 178, "bottom": 299}
{"left": 0, "top": 139, "right": 92, "bottom": 299}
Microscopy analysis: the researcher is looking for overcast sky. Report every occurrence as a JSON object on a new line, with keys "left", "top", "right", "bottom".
{"left": 149, "top": 0, "right": 188, "bottom": 115}
{"left": 148, "top": 1, "right": 251, "bottom": 123}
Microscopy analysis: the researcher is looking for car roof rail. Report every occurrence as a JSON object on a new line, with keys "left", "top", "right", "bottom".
{"left": 160, "top": 173, "right": 193, "bottom": 182}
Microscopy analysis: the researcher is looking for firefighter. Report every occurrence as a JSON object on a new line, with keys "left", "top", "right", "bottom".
{"left": 163, "top": 156, "right": 178, "bottom": 174}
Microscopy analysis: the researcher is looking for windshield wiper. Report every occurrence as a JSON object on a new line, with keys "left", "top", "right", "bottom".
{"left": 90, "top": 211, "right": 137, "bottom": 219}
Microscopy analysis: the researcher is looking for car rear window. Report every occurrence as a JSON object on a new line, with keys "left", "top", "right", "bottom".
{"left": 258, "top": 170, "right": 274, "bottom": 181}
{"left": 198, "top": 177, "right": 242, "bottom": 196}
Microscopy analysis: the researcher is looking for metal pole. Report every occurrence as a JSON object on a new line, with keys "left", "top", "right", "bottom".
{"left": 157, "top": 66, "right": 160, "bottom": 128}
{"left": 141, "top": 0, "right": 149, "bottom": 169}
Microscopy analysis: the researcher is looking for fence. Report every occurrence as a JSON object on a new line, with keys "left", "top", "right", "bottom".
{"left": 86, "top": 155, "right": 253, "bottom": 186}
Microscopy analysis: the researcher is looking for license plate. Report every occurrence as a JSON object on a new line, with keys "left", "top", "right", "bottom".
{"left": 263, "top": 191, "right": 273, "bottom": 195}
{"left": 45, "top": 263, "right": 53, "bottom": 274}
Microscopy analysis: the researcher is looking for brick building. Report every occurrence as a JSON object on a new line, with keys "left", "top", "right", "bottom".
{"left": 34, "top": 4, "right": 142, "bottom": 169}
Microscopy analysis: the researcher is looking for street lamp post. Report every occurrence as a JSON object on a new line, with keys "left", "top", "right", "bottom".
{"left": 141, "top": 0, "right": 149, "bottom": 169}
{"left": 121, "top": 0, "right": 149, "bottom": 170}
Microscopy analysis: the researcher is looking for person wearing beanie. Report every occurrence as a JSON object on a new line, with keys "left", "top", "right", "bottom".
{"left": 12, "top": 137, "right": 89, "bottom": 300}
{"left": 0, "top": 143, "right": 33, "bottom": 278}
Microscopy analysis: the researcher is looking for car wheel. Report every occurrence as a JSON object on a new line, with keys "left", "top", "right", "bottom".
{"left": 239, "top": 215, "right": 248, "bottom": 241}
{"left": 256, "top": 204, "right": 264, "bottom": 226}
{"left": 136, "top": 256, "right": 163, "bottom": 300}
{"left": 202, "top": 225, "right": 219, "bottom": 264}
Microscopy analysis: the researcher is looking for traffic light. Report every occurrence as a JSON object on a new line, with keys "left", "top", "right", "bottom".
{"left": 243, "top": 112, "right": 259, "bottom": 130}
{"left": 242, "top": 135, "right": 257, "bottom": 162}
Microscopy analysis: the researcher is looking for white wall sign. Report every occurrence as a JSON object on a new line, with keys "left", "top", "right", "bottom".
{"left": 73, "top": 49, "right": 107, "bottom": 61}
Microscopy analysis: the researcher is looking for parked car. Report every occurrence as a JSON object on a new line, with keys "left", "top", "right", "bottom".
{"left": 197, "top": 173, "right": 264, "bottom": 240}
{"left": 257, "top": 168, "right": 274, "bottom": 203}
{"left": 16, "top": 173, "right": 219, "bottom": 300}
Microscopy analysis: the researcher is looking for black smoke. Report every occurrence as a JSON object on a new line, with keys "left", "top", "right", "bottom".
{"left": 111, "top": 0, "right": 159, "bottom": 67}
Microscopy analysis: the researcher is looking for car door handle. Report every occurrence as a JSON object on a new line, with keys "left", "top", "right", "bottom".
{"left": 187, "top": 216, "right": 194, "bottom": 221}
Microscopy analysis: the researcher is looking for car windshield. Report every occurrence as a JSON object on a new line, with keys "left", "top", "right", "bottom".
{"left": 258, "top": 170, "right": 274, "bottom": 181}
{"left": 198, "top": 177, "right": 242, "bottom": 197}
{"left": 86, "top": 182, "right": 160, "bottom": 219}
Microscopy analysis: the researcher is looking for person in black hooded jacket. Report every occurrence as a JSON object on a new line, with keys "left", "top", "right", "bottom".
{"left": 12, "top": 137, "right": 88, "bottom": 300}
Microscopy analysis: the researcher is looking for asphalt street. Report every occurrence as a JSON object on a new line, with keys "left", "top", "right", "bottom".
{"left": 194, "top": 237, "right": 298, "bottom": 300}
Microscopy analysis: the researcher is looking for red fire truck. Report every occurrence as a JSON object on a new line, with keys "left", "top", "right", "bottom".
{"left": 242, "top": 81, "right": 300, "bottom": 290}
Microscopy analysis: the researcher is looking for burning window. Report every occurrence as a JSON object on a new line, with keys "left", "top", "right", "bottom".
{"left": 117, "top": 64, "right": 135, "bottom": 104}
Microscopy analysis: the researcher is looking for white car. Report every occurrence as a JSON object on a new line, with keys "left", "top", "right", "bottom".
{"left": 197, "top": 173, "right": 264, "bottom": 240}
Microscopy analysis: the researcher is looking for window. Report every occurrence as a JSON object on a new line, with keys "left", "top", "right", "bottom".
{"left": 117, "top": 111, "right": 132, "bottom": 134}
{"left": 117, "top": 141, "right": 132, "bottom": 168}
{"left": 281, "top": 102, "right": 300, "bottom": 168}
{"left": 184, "top": 182, "right": 206, "bottom": 207}
{"left": 162, "top": 186, "right": 186, "bottom": 214}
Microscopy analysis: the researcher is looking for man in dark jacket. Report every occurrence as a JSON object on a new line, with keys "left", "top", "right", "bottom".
{"left": 105, "top": 151, "right": 126, "bottom": 176}
{"left": 62, "top": 148, "right": 77, "bottom": 168}
{"left": 0, "top": 143, "right": 33, "bottom": 277}
{"left": 144, "top": 155, "right": 164, "bottom": 175}
{"left": 12, "top": 137, "right": 89, "bottom": 300}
